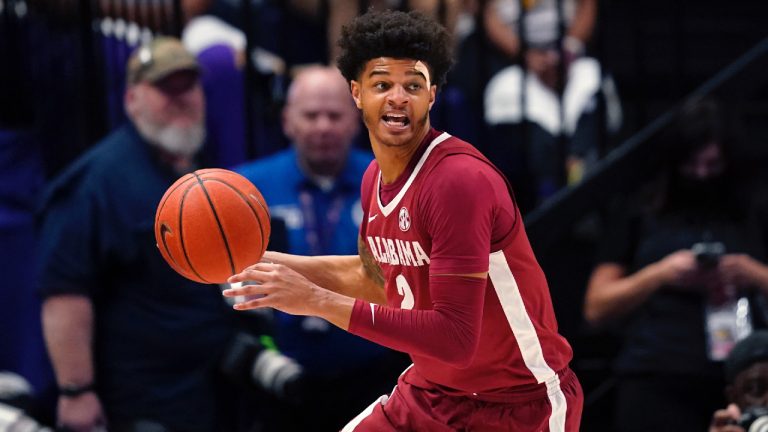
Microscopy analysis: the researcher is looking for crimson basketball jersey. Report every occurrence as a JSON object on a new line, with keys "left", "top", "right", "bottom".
{"left": 351, "top": 129, "right": 573, "bottom": 396}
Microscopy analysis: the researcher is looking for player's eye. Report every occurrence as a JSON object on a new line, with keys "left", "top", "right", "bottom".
{"left": 373, "top": 82, "right": 390, "bottom": 91}
{"left": 406, "top": 83, "right": 422, "bottom": 91}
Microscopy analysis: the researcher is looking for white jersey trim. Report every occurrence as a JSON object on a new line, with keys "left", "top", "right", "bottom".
{"left": 376, "top": 132, "right": 452, "bottom": 217}
{"left": 488, "top": 250, "right": 567, "bottom": 432}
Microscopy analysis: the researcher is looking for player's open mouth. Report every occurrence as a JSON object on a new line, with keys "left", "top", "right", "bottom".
{"left": 382, "top": 113, "right": 410, "bottom": 128}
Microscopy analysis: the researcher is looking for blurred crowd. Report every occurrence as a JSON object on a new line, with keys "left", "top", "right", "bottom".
{"left": 1, "top": 0, "right": 767, "bottom": 431}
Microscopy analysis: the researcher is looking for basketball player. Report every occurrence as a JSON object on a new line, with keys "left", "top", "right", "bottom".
{"left": 224, "top": 10, "right": 583, "bottom": 431}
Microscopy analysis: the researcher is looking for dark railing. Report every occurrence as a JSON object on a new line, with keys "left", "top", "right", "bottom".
{"left": 525, "top": 36, "right": 768, "bottom": 251}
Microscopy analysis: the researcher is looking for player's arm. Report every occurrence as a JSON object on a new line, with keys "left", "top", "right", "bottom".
{"left": 225, "top": 162, "right": 494, "bottom": 367}
{"left": 224, "top": 263, "right": 488, "bottom": 367}
{"left": 255, "top": 235, "right": 386, "bottom": 304}
{"left": 339, "top": 164, "right": 498, "bottom": 367}
{"left": 224, "top": 254, "right": 374, "bottom": 332}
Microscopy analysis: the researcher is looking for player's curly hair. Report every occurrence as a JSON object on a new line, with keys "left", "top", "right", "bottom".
{"left": 336, "top": 10, "right": 454, "bottom": 89}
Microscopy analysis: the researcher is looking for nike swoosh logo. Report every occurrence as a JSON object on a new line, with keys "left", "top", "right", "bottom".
{"left": 160, "top": 223, "right": 173, "bottom": 247}
{"left": 368, "top": 214, "right": 378, "bottom": 223}
{"left": 159, "top": 223, "right": 178, "bottom": 266}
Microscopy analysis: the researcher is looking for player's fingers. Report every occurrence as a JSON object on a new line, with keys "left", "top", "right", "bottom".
{"left": 227, "top": 263, "right": 274, "bottom": 283}
{"left": 221, "top": 281, "right": 269, "bottom": 298}
{"left": 233, "top": 296, "right": 270, "bottom": 310}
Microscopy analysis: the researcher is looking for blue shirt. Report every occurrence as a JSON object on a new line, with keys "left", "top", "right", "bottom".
{"left": 235, "top": 148, "right": 389, "bottom": 375}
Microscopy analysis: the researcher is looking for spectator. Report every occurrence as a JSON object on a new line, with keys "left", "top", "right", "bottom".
{"left": 38, "top": 37, "right": 262, "bottom": 432}
{"left": 482, "top": 0, "right": 620, "bottom": 208}
{"left": 225, "top": 10, "right": 583, "bottom": 431}
{"left": 710, "top": 330, "right": 768, "bottom": 432}
{"left": 235, "top": 65, "right": 408, "bottom": 432}
{"left": 584, "top": 98, "right": 768, "bottom": 432}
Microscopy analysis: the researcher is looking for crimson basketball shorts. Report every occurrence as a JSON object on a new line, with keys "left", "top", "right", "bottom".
{"left": 341, "top": 367, "right": 583, "bottom": 432}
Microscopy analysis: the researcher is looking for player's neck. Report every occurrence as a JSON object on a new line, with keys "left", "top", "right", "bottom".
{"left": 371, "top": 127, "right": 429, "bottom": 184}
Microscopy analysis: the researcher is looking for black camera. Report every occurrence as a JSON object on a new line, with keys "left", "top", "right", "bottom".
{"left": 220, "top": 333, "right": 304, "bottom": 402}
{"left": 692, "top": 241, "right": 725, "bottom": 269}
{"left": 739, "top": 406, "right": 768, "bottom": 432}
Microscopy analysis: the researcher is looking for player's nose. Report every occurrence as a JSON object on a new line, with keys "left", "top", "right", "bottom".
{"left": 386, "top": 84, "right": 409, "bottom": 106}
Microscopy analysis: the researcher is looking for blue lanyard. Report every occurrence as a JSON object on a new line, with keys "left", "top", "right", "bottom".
{"left": 298, "top": 184, "right": 346, "bottom": 256}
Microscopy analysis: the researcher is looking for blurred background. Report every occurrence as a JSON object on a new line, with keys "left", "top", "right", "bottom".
{"left": 1, "top": 0, "right": 767, "bottom": 430}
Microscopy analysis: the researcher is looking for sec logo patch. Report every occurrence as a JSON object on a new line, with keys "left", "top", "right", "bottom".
{"left": 399, "top": 207, "right": 411, "bottom": 232}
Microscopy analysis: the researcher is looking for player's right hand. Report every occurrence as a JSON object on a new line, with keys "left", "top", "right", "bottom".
{"left": 57, "top": 392, "right": 107, "bottom": 432}
{"left": 225, "top": 262, "right": 325, "bottom": 316}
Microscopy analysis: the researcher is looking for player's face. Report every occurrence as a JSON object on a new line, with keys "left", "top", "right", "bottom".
{"left": 350, "top": 58, "right": 436, "bottom": 150}
{"left": 126, "top": 70, "right": 206, "bottom": 157}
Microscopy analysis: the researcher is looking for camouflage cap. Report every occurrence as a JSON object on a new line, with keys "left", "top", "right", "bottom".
{"left": 126, "top": 37, "right": 200, "bottom": 86}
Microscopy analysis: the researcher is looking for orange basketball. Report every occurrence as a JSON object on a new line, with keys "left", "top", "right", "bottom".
{"left": 154, "top": 168, "right": 270, "bottom": 284}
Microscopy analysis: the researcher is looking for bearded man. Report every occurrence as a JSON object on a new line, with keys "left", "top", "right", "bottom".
{"left": 38, "top": 38, "right": 251, "bottom": 432}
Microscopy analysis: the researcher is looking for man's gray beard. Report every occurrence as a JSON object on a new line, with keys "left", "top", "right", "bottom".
{"left": 136, "top": 120, "right": 206, "bottom": 158}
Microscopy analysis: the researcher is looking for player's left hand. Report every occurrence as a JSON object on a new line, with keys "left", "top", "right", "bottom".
{"left": 223, "top": 263, "right": 324, "bottom": 316}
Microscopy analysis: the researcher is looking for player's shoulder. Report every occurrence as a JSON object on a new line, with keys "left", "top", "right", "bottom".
{"left": 361, "top": 158, "right": 380, "bottom": 183}
{"left": 429, "top": 137, "right": 495, "bottom": 180}
{"left": 418, "top": 135, "right": 505, "bottom": 202}
{"left": 359, "top": 159, "right": 380, "bottom": 205}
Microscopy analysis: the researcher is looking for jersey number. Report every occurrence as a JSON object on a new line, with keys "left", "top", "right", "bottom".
{"left": 396, "top": 274, "right": 414, "bottom": 310}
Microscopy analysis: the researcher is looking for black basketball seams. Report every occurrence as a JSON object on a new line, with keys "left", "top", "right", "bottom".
{"left": 201, "top": 177, "right": 269, "bottom": 255}
{"left": 250, "top": 194, "right": 271, "bottom": 255}
{"left": 179, "top": 179, "right": 212, "bottom": 283}
{"left": 193, "top": 173, "right": 236, "bottom": 276}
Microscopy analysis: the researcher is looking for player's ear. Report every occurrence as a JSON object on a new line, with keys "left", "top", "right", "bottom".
{"left": 428, "top": 85, "right": 436, "bottom": 110}
{"left": 350, "top": 81, "right": 362, "bottom": 109}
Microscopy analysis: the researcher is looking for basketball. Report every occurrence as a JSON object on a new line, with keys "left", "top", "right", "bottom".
{"left": 154, "top": 168, "right": 271, "bottom": 284}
